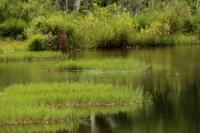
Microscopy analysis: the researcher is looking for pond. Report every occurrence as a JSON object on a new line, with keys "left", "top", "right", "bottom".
{"left": 0, "top": 46, "right": 199, "bottom": 133}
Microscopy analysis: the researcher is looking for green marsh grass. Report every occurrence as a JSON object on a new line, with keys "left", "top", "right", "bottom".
{"left": 57, "top": 58, "right": 148, "bottom": 71}
{"left": 0, "top": 83, "right": 149, "bottom": 124}
{"left": 0, "top": 51, "right": 63, "bottom": 62}
{"left": 0, "top": 40, "right": 27, "bottom": 51}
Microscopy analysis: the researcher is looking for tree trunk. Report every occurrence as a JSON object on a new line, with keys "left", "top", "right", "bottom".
{"left": 74, "top": 0, "right": 82, "bottom": 12}
{"left": 65, "top": 0, "right": 68, "bottom": 13}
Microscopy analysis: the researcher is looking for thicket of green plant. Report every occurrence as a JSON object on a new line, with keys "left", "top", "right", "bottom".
{"left": 0, "top": 0, "right": 200, "bottom": 51}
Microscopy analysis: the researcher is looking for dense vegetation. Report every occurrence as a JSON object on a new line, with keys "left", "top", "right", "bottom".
{"left": 0, "top": 0, "right": 199, "bottom": 51}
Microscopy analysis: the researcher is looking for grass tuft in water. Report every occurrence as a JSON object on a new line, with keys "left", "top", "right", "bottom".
{"left": 56, "top": 58, "right": 149, "bottom": 71}
{"left": 0, "top": 82, "right": 149, "bottom": 124}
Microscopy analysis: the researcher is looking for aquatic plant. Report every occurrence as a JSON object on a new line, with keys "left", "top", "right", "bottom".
{"left": 56, "top": 58, "right": 148, "bottom": 71}
{"left": 0, "top": 82, "right": 149, "bottom": 124}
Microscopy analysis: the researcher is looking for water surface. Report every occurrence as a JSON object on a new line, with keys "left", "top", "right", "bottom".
{"left": 0, "top": 47, "right": 199, "bottom": 133}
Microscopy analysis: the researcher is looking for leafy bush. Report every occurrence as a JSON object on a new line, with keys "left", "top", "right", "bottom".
{"left": 130, "top": 20, "right": 170, "bottom": 46}
{"left": 191, "top": 9, "right": 200, "bottom": 35}
{"left": 148, "top": 2, "right": 192, "bottom": 33}
{"left": 183, "top": 19, "right": 194, "bottom": 33}
{"left": 173, "top": 34, "right": 199, "bottom": 45}
{"left": 136, "top": 15, "right": 151, "bottom": 29}
{"left": 28, "top": 34, "right": 47, "bottom": 51}
{"left": 0, "top": 19, "right": 27, "bottom": 39}
{"left": 27, "top": 5, "right": 138, "bottom": 49}
{"left": 27, "top": 13, "right": 76, "bottom": 50}
{"left": 74, "top": 6, "right": 137, "bottom": 48}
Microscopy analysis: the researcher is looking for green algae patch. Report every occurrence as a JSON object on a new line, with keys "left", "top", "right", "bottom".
{"left": 0, "top": 83, "right": 149, "bottom": 125}
{"left": 56, "top": 58, "right": 149, "bottom": 72}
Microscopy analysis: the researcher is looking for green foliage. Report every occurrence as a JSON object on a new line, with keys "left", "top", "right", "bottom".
{"left": 1, "top": 0, "right": 200, "bottom": 49}
{"left": 145, "top": 2, "right": 192, "bottom": 33}
{"left": 29, "top": 13, "right": 68, "bottom": 35}
{"left": 25, "top": 2, "right": 200, "bottom": 49}
{"left": 191, "top": 8, "right": 200, "bottom": 34}
{"left": 173, "top": 34, "right": 199, "bottom": 45}
{"left": 0, "top": 19, "right": 27, "bottom": 39}
{"left": 73, "top": 5, "right": 138, "bottom": 48}
{"left": 28, "top": 34, "right": 47, "bottom": 51}
{"left": 27, "top": 13, "right": 76, "bottom": 50}
{"left": 136, "top": 15, "right": 151, "bottom": 29}
{"left": 129, "top": 20, "right": 171, "bottom": 46}
{"left": 0, "top": 0, "right": 58, "bottom": 22}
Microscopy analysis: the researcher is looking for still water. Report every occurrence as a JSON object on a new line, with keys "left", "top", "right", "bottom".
{"left": 0, "top": 47, "right": 199, "bottom": 133}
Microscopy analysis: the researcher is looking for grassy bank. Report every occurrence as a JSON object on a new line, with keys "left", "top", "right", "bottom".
{"left": 0, "top": 51, "right": 63, "bottom": 62}
{"left": 0, "top": 40, "right": 27, "bottom": 51}
{"left": 25, "top": 2, "right": 200, "bottom": 50}
{"left": 0, "top": 1, "right": 200, "bottom": 50}
{"left": 0, "top": 83, "right": 149, "bottom": 124}
{"left": 56, "top": 58, "right": 148, "bottom": 71}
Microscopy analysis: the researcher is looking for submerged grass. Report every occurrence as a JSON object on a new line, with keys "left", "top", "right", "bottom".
{"left": 56, "top": 58, "right": 149, "bottom": 71}
{"left": 0, "top": 83, "right": 149, "bottom": 124}
{"left": 0, "top": 51, "right": 63, "bottom": 62}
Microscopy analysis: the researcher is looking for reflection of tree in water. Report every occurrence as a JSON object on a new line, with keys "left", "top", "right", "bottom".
{"left": 177, "top": 80, "right": 200, "bottom": 131}
{"left": 89, "top": 112, "right": 132, "bottom": 133}
{"left": 84, "top": 71, "right": 200, "bottom": 133}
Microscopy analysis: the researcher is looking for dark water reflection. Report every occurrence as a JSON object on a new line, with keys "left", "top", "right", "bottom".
{"left": 0, "top": 47, "right": 199, "bottom": 133}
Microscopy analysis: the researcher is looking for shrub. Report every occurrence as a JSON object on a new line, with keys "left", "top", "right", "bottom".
{"left": 74, "top": 8, "right": 137, "bottom": 48}
{"left": 148, "top": 2, "right": 192, "bottom": 33}
{"left": 183, "top": 19, "right": 194, "bottom": 33}
{"left": 191, "top": 9, "right": 200, "bottom": 35}
{"left": 27, "top": 5, "right": 137, "bottom": 49}
{"left": 0, "top": 18, "right": 27, "bottom": 39}
{"left": 173, "top": 34, "right": 199, "bottom": 45}
{"left": 136, "top": 15, "right": 151, "bottom": 29}
{"left": 28, "top": 34, "right": 47, "bottom": 51}
{"left": 27, "top": 13, "right": 77, "bottom": 50}
{"left": 130, "top": 20, "right": 170, "bottom": 46}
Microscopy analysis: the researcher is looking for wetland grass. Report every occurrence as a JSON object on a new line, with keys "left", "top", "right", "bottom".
{"left": 57, "top": 59, "right": 149, "bottom": 72}
{"left": 0, "top": 40, "right": 27, "bottom": 51}
{"left": 0, "top": 83, "right": 149, "bottom": 125}
{"left": 0, "top": 51, "right": 63, "bottom": 62}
